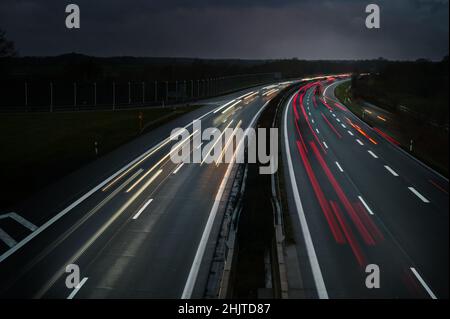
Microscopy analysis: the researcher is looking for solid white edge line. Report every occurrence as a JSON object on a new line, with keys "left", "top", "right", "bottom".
{"left": 358, "top": 196, "right": 374, "bottom": 215}
{"left": 410, "top": 267, "right": 437, "bottom": 299}
{"left": 384, "top": 165, "right": 399, "bottom": 177}
{"left": 133, "top": 198, "right": 154, "bottom": 220}
{"left": 0, "top": 97, "right": 235, "bottom": 263}
{"left": 181, "top": 99, "right": 272, "bottom": 299}
{"left": 67, "top": 277, "right": 88, "bottom": 299}
{"left": 408, "top": 187, "right": 430, "bottom": 203}
{"left": 335, "top": 161, "right": 344, "bottom": 172}
{"left": 283, "top": 92, "right": 329, "bottom": 299}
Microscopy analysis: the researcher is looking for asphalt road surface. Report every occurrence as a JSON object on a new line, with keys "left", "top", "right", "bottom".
{"left": 282, "top": 79, "right": 448, "bottom": 299}
{"left": 0, "top": 82, "right": 291, "bottom": 298}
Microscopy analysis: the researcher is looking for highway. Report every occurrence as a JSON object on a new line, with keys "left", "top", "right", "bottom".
{"left": 1, "top": 77, "right": 447, "bottom": 300}
{"left": 282, "top": 79, "right": 449, "bottom": 298}
{"left": 0, "top": 83, "right": 288, "bottom": 298}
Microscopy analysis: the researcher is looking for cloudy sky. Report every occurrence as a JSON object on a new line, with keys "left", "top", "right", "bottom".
{"left": 0, "top": 0, "right": 448, "bottom": 60}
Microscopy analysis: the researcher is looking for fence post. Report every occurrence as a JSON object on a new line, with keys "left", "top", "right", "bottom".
{"left": 128, "top": 81, "right": 131, "bottom": 105}
{"left": 94, "top": 82, "right": 97, "bottom": 106}
{"left": 191, "top": 80, "right": 193, "bottom": 99}
{"left": 50, "top": 82, "right": 53, "bottom": 112}
{"left": 165, "top": 81, "right": 169, "bottom": 102}
{"left": 24, "top": 82, "right": 28, "bottom": 111}
{"left": 112, "top": 81, "right": 116, "bottom": 111}
{"left": 74, "top": 82, "right": 77, "bottom": 108}
{"left": 154, "top": 80, "right": 158, "bottom": 102}
{"left": 142, "top": 82, "right": 145, "bottom": 105}
{"left": 197, "top": 80, "right": 200, "bottom": 97}
{"left": 175, "top": 80, "right": 178, "bottom": 102}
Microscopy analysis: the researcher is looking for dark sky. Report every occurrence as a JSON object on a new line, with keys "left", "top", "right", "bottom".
{"left": 0, "top": 0, "right": 448, "bottom": 60}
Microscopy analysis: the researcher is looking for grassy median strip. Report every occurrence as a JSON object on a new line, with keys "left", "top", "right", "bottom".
{"left": 0, "top": 106, "right": 199, "bottom": 208}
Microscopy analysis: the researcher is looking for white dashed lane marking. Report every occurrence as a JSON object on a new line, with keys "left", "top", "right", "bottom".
{"left": 384, "top": 166, "right": 399, "bottom": 176}
{"left": 368, "top": 150, "right": 378, "bottom": 159}
{"left": 408, "top": 187, "right": 430, "bottom": 203}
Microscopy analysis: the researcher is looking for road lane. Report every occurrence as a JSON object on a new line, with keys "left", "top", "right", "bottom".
{"left": 0, "top": 83, "right": 291, "bottom": 298}
{"left": 283, "top": 80, "right": 448, "bottom": 298}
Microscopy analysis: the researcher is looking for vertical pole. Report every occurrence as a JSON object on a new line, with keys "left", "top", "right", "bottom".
{"left": 409, "top": 139, "right": 414, "bottom": 152}
{"left": 128, "top": 81, "right": 131, "bottom": 105}
{"left": 50, "top": 82, "right": 53, "bottom": 112}
{"left": 74, "top": 82, "right": 77, "bottom": 109}
{"left": 24, "top": 82, "right": 28, "bottom": 110}
{"left": 191, "top": 80, "right": 193, "bottom": 99}
{"left": 155, "top": 80, "right": 158, "bottom": 102}
{"left": 112, "top": 81, "right": 116, "bottom": 111}
{"left": 165, "top": 81, "right": 169, "bottom": 102}
{"left": 175, "top": 80, "right": 178, "bottom": 102}
{"left": 94, "top": 82, "right": 97, "bottom": 106}
{"left": 142, "top": 82, "right": 145, "bottom": 105}
{"left": 94, "top": 141, "right": 98, "bottom": 156}
{"left": 197, "top": 80, "right": 200, "bottom": 97}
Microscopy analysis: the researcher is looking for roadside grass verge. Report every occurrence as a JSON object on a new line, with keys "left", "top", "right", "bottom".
{"left": 334, "top": 81, "right": 364, "bottom": 118}
{"left": 0, "top": 106, "right": 200, "bottom": 208}
{"left": 335, "top": 81, "right": 448, "bottom": 177}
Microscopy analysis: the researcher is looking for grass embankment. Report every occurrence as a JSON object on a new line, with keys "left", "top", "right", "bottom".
{"left": 335, "top": 81, "right": 448, "bottom": 177}
{"left": 0, "top": 106, "right": 199, "bottom": 208}
{"left": 335, "top": 81, "right": 364, "bottom": 117}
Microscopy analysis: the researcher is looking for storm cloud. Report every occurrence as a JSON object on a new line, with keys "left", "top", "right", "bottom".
{"left": 0, "top": 0, "right": 448, "bottom": 60}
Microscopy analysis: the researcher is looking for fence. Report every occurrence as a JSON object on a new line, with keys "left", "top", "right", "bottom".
{"left": 0, "top": 73, "right": 281, "bottom": 112}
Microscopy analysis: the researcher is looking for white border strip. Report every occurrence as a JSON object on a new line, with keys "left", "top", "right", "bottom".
{"left": 181, "top": 99, "right": 271, "bottom": 299}
{"left": 283, "top": 92, "right": 329, "bottom": 299}
{"left": 0, "top": 99, "right": 237, "bottom": 263}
